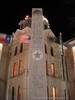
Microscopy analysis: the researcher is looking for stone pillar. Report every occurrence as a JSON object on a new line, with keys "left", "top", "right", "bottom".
{"left": 28, "top": 8, "right": 47, "bottom": 100}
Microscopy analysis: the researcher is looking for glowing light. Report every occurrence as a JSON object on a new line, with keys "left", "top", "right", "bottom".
{"left": 53, "top": 87, "right": 56, "bottom": 100}
{"left": 25, "top": 15, "right": 29, "bottom": 20}
{"left": 0, "top": 43, "right": 3, "bottom": 60}
{"left": 72, "top": 46, "right": 75, "bottom": 62}
{"left": 72, "top": 46, "right": 75, "bottom": 52}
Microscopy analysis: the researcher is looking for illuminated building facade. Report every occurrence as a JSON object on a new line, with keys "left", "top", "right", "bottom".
{"left": 7, "top": 8, "right": 75, "bottom": 100}
{"left": 64, "top": 38, "right": 75, "bottom": 100}
{"left": 0, "top": 8, "right": 75, "bottom": 100}
{"left": 0, "top": 42, "right": 10, "bottom": 100}
{"left": 7, "top": 10, "right": 65, "bottom": 99}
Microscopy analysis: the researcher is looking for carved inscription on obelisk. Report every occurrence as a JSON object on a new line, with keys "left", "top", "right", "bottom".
{"left": 28, "top": 8, "right": 47, "bottom": 100}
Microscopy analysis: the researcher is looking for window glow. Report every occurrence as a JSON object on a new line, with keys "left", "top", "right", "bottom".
{"left": 0, "top": 43, "right": 3, "bottom": 60}
{"left": 51, "top": 63, "right": 55, "bottom": 77}
{"left": 19, "top": 60, "right": 22, "bottom": 74}
{"left": 72, "top": 46, "right": 75, "bottom": 64}
{"left": 53, "top": 87, "right": 56, "bottom": 100}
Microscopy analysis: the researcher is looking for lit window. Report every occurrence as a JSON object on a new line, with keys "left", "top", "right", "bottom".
{"left": 13, "top": 63, "right": 16, "bottom": 76}
{"left": 19, "top": 60, "right": 22, "bottom": 74}
{"left": 17, "top": 86, "right": 21, "bottom": 100}
{"left": 20, "top": 43, "right": 23, "bottom": 53}
{"left": 51, "top": 63, "right": 55, "bottom": 77}
{"left": 51, "top": 47, "right": 54, "bottom": 56}
{"left": 53, "top": 87, "right": 56, "bottom": 100}
{"left": 14, "top": 46, "right": 17, "bottom": 56}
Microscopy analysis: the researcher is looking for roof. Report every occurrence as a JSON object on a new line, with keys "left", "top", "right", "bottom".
{"left": 63, "top": 37, "right": 75, "bottom": 47}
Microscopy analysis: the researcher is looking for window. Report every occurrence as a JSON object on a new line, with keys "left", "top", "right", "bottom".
{"left": 51, "top": 47, "right": 54, "bottom": 56}
{"left": 64, "top": 89, "right": 66, "bottom": 100}
{"left": 51, "top": 63, "right": 55, "bottom": 77}
{"left": 14, "top": 46, "right": 17, "bottom": 56}
{"left": 12, "top": 87, "right": 14, "bottom": 100}
{"left": 45, "top": 44, "right": 47, "bottom": 54}
{"left": 20, "top": 43, "right": 23, "bottom": 53}
{"left": 53, "top": 87, "right": 56, "bottom": 100}
{"left": 47, "top": 86, "right": 50, "bottom": 100}
{"left": 19, "top": 60, "right": 22, "bottom": 74}
{"left": 17, "top": 86, "right": 21, "bottom": 100}
{"left": 13, "top": 63, "right": 16, "bottom": 76}
{"left": 46, "top": 61, "right": 48, "bottom": 75}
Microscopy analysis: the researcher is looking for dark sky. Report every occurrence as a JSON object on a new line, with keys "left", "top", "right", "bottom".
{"left": 0, "top": 0, "right": 75, "bottom": 42}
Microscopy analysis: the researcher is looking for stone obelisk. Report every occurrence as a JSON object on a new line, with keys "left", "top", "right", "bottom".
{"left": 28, "top": 8, "right": 47, "bottom": 100}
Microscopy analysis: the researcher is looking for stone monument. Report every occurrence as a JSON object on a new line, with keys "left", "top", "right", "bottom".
{"left": 28, "top": 8, "right": 47, "bottom": 100}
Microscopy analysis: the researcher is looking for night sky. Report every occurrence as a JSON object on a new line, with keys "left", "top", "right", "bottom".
{"left": 0, "top": 0, "right": 75, "bottom": 42}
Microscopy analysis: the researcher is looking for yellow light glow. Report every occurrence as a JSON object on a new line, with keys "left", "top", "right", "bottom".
{"left": 25, "top": 15, "right": 29, "bottom": 20}
{"left": 53, "top": 87, "right": 56, "bottom": 100}
{"left": 72, "top": 46, "right": 75, "bottom": 63}
{"left": 72, "top": 46, "right": 75, "bottom": 52}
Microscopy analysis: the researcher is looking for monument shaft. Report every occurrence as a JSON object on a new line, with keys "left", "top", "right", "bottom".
{"left": 28, "top": 8, "right": 47, "bottom": 100}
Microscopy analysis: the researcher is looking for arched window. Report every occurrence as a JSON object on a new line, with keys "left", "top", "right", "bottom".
{"left": 12, "top": 87, "right": 14, "bottom": 100}
{"left": 17, "top": 86, "right": 21, "bottom": 100}
{"left": 51, "top": 47, "right": 54, "bottom": 56}
{"left": 19, "top": 60, "right": 22, "bottom": 74}
{"left": 45, "top": 44, "right": 47, "bottom": 54}
{"left": 53, "top": 87, "right": 56, "bottom": 100}
{"left": 20, "top": 43, "right": 23, "bottom": 53}
{"left": 13, "top": 63, "right": 16, "bottom": 76}
{"left": 14, "top": 46, "right": 17, "bottom": 56}
{"left": 51, "top": 63, "right": 55, "bottom": 77}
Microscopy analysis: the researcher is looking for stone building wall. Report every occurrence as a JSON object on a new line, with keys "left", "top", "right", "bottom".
{"left": 0, "top": 44, "right": 10, "bottom": 100}
{"left": 65, "top": 47, "right": 75, "bottom": 100}
{"left": 44, "top": 29, "right": 66, "bottom": 100}
{"left": 8, "top": 27, "right": 31, "bottom": 100}
{"left": 8, "top": 27, "right": 67, "bottom": 100}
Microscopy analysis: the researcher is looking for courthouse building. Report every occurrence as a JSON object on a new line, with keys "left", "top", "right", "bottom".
{"left": 0, "top": 8, "right": 75, "bottom": 100}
